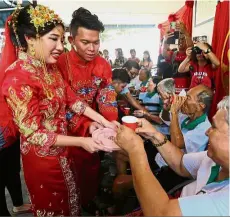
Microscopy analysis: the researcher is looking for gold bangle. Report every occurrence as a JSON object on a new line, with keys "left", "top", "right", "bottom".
{"left": 152, "top": 136, "right": 168, "bottom": 147}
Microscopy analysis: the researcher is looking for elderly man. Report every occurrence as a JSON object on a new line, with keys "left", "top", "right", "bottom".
{"left": 116, "top": 96, "right": 229, "bottom": 216}
{"left": 133, "top": 78, "right": 176, "bottom": 126}
{"left": 156, "top": 84, "right": 213, "bottom": 168}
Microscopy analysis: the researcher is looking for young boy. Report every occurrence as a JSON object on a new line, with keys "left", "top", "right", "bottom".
{"left": 97, "top": 68, "right": 130, "bottom": 121}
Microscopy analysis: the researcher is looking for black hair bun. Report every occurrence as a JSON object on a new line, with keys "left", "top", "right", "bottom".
{"left": 72, "top": 7, "right": 98, "bottom": 19}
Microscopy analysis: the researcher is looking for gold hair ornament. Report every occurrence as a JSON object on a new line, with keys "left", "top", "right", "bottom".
{"left": 8, "top": 3, "right": 22, "bottom": 49}
{"left": 27, "top": 5, "right": 63, "bottom": 34}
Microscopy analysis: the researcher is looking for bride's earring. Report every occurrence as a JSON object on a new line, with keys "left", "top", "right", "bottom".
{"left": 30, "top": 44, "right": 35, "bottom": 56}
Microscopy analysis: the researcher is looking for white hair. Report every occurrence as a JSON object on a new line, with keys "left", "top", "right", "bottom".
{"left": 157, "top": 78, "right": 175, "bottom": 94}
{"left": 217, "top": 96, "right": 229, "bottom": 125}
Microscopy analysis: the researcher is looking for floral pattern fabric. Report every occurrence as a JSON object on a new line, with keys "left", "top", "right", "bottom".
{"left": 97, "top": 84, "right": 118, "bottom": 121}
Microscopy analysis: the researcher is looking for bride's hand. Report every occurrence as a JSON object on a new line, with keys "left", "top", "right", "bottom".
{"left": 101, "top": 118, "right": 120, "bottom": 130}
{"left": 80, "top": 137, "right": 112, "bottom": 153}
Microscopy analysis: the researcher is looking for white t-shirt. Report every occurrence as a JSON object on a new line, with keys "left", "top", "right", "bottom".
{"left": 178, "top": 151, "right": 229, "bottom": 216}
{"left": 155, "top": 113, "right": 211, "bottom": 168}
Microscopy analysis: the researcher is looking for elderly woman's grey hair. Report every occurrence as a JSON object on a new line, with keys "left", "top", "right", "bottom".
{"left": 157, "top": 78, "right": 175, "bottom": 94}
{"left": 217, "top": 96, "right": 229, "bottom": 125}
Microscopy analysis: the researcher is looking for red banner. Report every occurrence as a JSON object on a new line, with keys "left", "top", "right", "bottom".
{"left": 158, "top": 0, "right": 194, "bottom": 39}
{"left": 209, "top": 0, "right": 229, "bottom": 118}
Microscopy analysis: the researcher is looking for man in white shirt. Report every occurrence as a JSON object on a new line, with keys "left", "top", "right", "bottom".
{"left": 156, "top": 84, "right": 213, "bottom": 167}
{"left": 116, "top": 96, "right": 229, "bottom": 216}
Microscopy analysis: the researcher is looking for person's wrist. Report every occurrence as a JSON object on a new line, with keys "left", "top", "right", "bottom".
{"left": 150, "top": 132, "right": 167, "bottom": 147}
{"left": 171, "top": 110, "right": 178, "bottom": 115}
{"left": 78, "top": 137, "right": 86, "bottom": 147}
{"left": 128, "top": 143, "right": 145, "bottom": 157}
{"left": 151, "top": 131, "right": 164, "bottom": 140}
{"left": 100, "top": 117, "right": 107, "bottom": 126}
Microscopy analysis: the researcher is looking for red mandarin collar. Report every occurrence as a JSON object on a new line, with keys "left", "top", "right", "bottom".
{"left": 69, "top": 49, "right": 90, "bottom": 67}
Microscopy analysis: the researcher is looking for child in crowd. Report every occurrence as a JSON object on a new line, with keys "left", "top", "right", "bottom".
{"left": 97, "top": 68, "right": 130, "bottom": 121}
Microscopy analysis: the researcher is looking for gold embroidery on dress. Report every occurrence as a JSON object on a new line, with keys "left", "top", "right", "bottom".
{"left": 59, "top": 156, "right": 80, "bottom": 216}
{"left": 40, "top": 100, "right": 59, "bottom": 132}
{"left": 27, "top": 133, "right": 49, "bottom": 146}
{"left": 7, "top": 86, "right": 38, "bottom": 137}
{"left": 44, "top": 71, "right": 55, "bottom": 85}
{"left": 19, "top": 52, "right": 42, "bottom": 68}
{"left": 71, "top": 101, "right": 86, "bottom": 115}
{"left": 56, "top": 88, "right": 65, "bottom": 99}
{"left": 36, "top": 209, "right": 54, "bottom": 217}
{"left": 20, "top": 141, "right": 31, "bottom": 155}
{"left": 19, "top": 52, "right": 55, "bottom": 100}
{"left": 21, "top": 63, "right": 37, "bottom": 74}
{"left": 6, "top": 61, "right": 17, "bottom": 71}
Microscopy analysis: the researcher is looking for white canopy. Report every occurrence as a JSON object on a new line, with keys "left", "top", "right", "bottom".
{"left": 37, "top": 0, "right": 185, "bottom": 25}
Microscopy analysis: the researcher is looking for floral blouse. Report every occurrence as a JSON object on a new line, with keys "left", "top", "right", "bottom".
{"left": 2, "top": 52, "right": 86, "bottom": 156}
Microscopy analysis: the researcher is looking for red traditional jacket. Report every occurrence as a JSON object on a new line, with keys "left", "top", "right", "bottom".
{"left": 2, "top": 52, "right": 86, "bottom": 156}
{"left": 57, "top": 49, "right": 114, "bottom": 136}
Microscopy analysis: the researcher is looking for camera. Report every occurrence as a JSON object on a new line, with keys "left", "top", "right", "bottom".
{"left": 192, "top": 46, "right": 202, "bottom": 54}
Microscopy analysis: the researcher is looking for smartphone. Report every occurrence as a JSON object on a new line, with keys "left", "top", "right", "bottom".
{"left": 167, "top": 31, "right": 180, "bottom": 44}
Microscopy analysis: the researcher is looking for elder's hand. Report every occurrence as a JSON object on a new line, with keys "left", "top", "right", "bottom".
{"left": 170, "top": 95, "right": 187, "bottom": 113}
{"left": 116, "top": 125, "right": 143, "bottom": 154}
{"left": 135, "top": 118, "right": 158, "bottom": 140}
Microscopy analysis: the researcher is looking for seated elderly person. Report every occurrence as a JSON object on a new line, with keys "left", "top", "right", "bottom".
{"left": 138, "top": 76, "right": 162, "bottom": 112}
{"left": 134, "top": 78, "right": 176, "bottom": 133}
{"left": 156, "top": 84, "right": 213, "bottom": 168}
{"left": 138, "top": 68, "right": 151, "bottom": 94}
{"left": 116, "top": 96, "right": 229, "bottom": 216}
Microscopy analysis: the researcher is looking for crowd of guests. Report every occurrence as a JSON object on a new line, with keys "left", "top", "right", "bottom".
{"left": 0, "top": 2, "right": 228, "bottom": 217}
{"left": 157, "top": 22, "right": 220, "bottom": 94}
{"left": 99, "top": 47, "right": 154, "bottom": 72}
